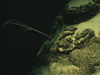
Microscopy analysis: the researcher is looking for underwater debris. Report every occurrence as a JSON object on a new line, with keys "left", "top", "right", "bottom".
{"left": 3, "top": 19, "right": 54, "bottom": 40}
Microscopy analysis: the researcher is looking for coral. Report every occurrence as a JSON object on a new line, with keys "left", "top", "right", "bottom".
{"left": 3, "top": 19, "right": 54, "bottom": 40}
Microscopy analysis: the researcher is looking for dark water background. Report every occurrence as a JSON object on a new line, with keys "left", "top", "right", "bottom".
{"left": 0, "top": 0, "right": 70, "bottom": 74}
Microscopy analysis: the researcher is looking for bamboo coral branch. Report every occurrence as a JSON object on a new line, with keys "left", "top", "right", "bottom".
{"left": 3, "top": 19, "right": 54, "bottom": 40}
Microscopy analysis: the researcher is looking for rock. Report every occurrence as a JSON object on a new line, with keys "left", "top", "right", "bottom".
{"left": 50, "top": 25, "right": 95, "bottom": 53}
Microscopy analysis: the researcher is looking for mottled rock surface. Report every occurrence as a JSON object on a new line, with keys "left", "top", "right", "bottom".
{"left": 48, "top": 25, "right": 100, "bottom": 75}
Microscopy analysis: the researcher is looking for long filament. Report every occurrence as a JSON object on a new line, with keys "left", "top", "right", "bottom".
{"left": 3, "top": 20, "right": 54, "bottom": 40}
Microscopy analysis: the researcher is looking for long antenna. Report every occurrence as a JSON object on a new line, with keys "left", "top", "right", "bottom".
{"left": 3, "top": 19, "right": 54, "bottom": 40}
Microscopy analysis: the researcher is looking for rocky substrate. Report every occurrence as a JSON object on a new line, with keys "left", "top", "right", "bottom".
{"left": 50, "top": 25, "right": 95, "bottom": 53}
{"left": 48, "top": 25, "right": 100, "bottom": 75}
